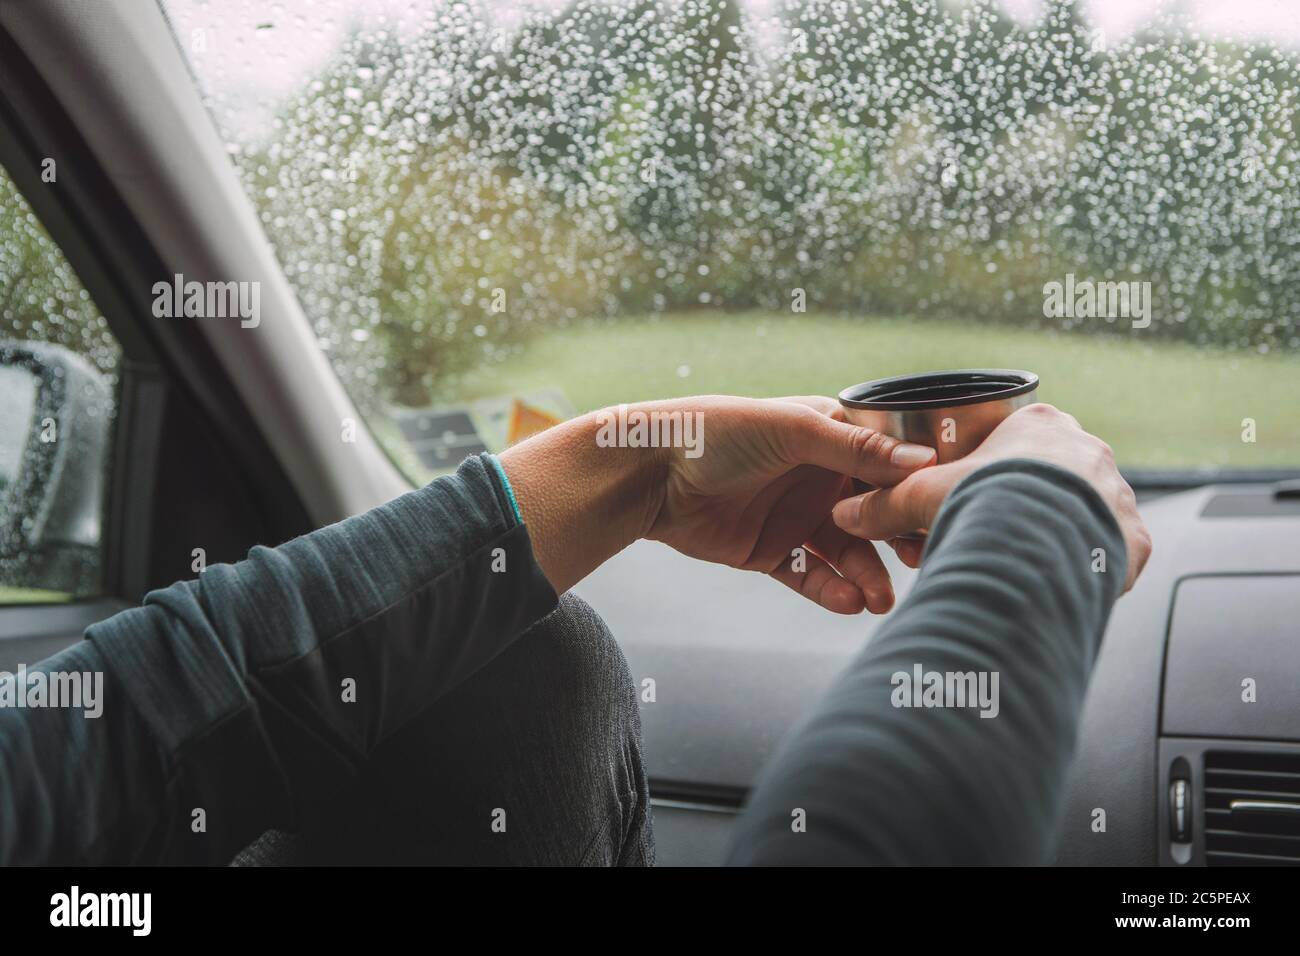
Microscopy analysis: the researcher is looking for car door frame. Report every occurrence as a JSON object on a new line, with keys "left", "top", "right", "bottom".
{"left": 0, "top": 19, "right": 315, "bottom": 664}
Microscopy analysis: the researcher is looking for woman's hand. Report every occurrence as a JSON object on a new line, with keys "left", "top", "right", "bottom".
{"left": 830, "top": 402, "right": 1153, "bottom": 591}
{"left": 642, "top": 396, "right": 936, "bottom": 613}
{"left": 500, "top": 395, "right": 936, "bottom": 614}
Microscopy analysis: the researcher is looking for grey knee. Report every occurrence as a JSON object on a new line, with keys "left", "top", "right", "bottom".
{"left": 513, "top": 592, "right": 638, "bottom": 721}
{"left": 513, "top": 592, "right": 653, "bottom": 865}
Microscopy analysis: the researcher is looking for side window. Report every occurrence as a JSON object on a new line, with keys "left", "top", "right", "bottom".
{"left": 0, "top": 163, "right": 120, "bottom": 603}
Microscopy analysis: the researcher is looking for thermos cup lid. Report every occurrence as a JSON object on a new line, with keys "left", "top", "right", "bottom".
{"left": 838, "top": 369, "right": 1039, "bottom": 411}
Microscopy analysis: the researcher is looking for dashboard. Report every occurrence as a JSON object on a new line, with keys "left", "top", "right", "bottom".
{"left": 577, "top": 479, "right": 1300, "bottom": 866}
{"left": 3, "top": 478, "right": 1294, "bottom": 866}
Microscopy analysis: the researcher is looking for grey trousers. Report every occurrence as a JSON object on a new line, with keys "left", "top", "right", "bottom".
{"left": 232, "top": 593, "right": 654, "bottom": 866}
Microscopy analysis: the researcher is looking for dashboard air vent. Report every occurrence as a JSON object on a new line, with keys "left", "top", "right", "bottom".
{"left": 1205, "top": 750, "right": 1300, "bottom": 865}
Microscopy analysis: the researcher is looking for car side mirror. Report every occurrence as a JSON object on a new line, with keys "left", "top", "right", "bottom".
{"left": 0, "top": 340, "right": 112, "bottom": 596}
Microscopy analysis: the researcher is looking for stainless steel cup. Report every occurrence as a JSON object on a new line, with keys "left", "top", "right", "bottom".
{"left": 838, "top": 369, "right": 1039, "bottom": 465}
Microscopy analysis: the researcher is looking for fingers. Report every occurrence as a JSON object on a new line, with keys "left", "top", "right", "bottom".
{"left": 768, "top": 547, "right": 867, "bottom": 615}
{"left": 886, "top": 535, "right": 926, "bottom": 569}
{"left": 782, "top": 405, "right": 937, "bottom": 486}
{"left": 1126, "top": 523, "right": 1153, "bottom": 591}
{"left": 767, "top": 515, "right": 896, "bottom": 615}
{"left": 1110, "top": 475, "right": 1152, "bottom": 592}
{"left": 831, "top": 472, "right": 943, "bottom": 541}
{"left": 771, "top": 395, "right": 843, "bottom": 419}
{"left": 808, "top": 516, "right": 895, "bottom": 613}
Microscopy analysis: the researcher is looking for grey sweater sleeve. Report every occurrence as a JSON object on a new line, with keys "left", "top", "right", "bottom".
{"left": 727, "top": 459, "right": 1128, "bottom": 866}
{"left": 0, "top": 454, "right": 557, "bottom": 865}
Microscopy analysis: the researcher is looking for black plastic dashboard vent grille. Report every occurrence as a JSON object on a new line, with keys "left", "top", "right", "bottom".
{"left": 1204, "top": 750, "right": 1300, "bottom": 866}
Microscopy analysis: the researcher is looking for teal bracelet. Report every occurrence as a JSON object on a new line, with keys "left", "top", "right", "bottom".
{"left": 486, "top": 453, "right": 523, "bottom": 525}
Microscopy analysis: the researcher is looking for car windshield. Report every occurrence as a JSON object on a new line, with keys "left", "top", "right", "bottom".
{"left": 160, "top": 0, "right": 1300, "bottom": 481}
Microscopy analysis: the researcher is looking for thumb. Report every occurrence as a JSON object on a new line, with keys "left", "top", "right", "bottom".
{"left": 832, "top": 479, "right": 938, "bottom": 541}
{"left": 784, "top": 406, "right": 936, "bottom": 486}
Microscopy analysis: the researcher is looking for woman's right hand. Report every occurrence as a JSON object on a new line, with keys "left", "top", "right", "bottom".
{"left": 830, "top": 403, "right": 1153, "bottom": 591}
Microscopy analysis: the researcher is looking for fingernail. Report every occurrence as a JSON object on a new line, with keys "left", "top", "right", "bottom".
{"left": 891, "top": 442, "right": 935, "bottom": 469}
{"left": 832, "top": 496, "right": 861, "bottom": 528}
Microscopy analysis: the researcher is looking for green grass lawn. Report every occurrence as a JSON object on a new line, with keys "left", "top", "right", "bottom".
{"left": 0, "top": 586, "right": 71, "bottom": 605}
{"left": 426, "top": 311, "right": 1300, "bottom": 471}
